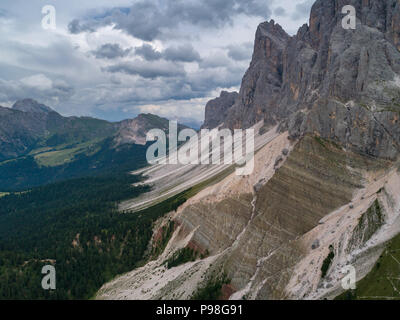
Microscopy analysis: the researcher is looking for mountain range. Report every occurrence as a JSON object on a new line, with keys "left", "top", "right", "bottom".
{"left": 0, "top": 99, "right": 186, "bottom": 190}
{"left": 1, "top": 0, "right": 400, "bottom": 301}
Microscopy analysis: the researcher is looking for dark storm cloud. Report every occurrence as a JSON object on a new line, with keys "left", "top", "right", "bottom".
{"left": 292, "top": 0, "right": 314, "bottom": 20}
{"left": 65, "top": 0, "right": 268, "bottom": 112}
{"left": 163, "top": 44, "right": 201, "bottom": 62}
{"left": 227, "top": 42, "right": 253, "bottom": 61}
{"left": 104, "top": 60, "right": 186, "bottom": 79}
{"left": 274, "top": 7, "right": 287, "bottom": 17}
{"left": 135, "top": 44, "right": 163, "bottom": 61}
{"left": 0, "top": 38, "right": 96, "bottom": 109}
{"left": 5, "top": 40, "right": 94, "bottom": 74}
{"left": 99, "top": 58, "right": 245, "bottom": 104}
{"left": 186, "top": 66, "right": 244, "bottom": 93}
{"left": 91, "top": 43, "right": 132, "bottom": 59}
{"left": 0, "top": 76, "right": 75, "bottom": 107}
{"left": 135, "top": 43, "right": 201, "bottom": 63}
{"left": 68, "top": 0, "right": 272, "bottom": 41}
{"left": 68, "top": 19, "right": 82, "bottom": 33}
{"left": 199, "top": 52, "right": 232, "bottom": 69}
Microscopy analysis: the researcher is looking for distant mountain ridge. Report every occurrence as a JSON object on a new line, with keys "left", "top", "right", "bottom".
{"left": 201, "top": 91, "right": 238, "bottom": 129}
{"left": 0, "top": 99, "right": 187, "bottom": 190}
{"left": 0, "top": 99, "right": 181, "bottom": 162}
{"left": 12, "top": 99, "right": 54, "bottom": 114}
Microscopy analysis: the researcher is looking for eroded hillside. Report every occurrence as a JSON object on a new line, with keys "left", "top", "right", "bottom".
{"left": 97, "top": 128, "right": 399, "bottom": 300}
{"left": 97, "top": 0, "right": 400, "bottom": 300}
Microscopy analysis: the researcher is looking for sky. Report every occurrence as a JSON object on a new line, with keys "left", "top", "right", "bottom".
{"left": 0, "top": 0, "right": 314, "bottom": 126}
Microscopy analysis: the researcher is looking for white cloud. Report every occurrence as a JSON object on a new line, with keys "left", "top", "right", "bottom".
{"left": 0, "top": 0, "right": 313, "bottom": 123}
{"left": 20, "top": 74, "right": 53, "bottom": 90}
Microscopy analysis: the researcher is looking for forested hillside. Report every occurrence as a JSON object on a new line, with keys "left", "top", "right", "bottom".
{"left": 0, "top": 173, "right": 189, "bottom": 299}
{"left": 0, "top": 138, "right": 149, "bottom": 191}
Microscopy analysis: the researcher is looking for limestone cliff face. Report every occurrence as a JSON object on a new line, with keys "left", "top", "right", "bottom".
{"left": 98, "top": 129, "right": 398, "bottom": 300}
{"left": 114, "top": 114, "right": 189, "bottom": 146}
{"left": 201, "top": 91, "right": 238, "bottom": 129}
{"left": 205, "top": 0, "right": 400, "bottom": 160}
{"left": 285, "top": 0, "right": 400, "bottom": 160}
{"left": 224, "top": 20, "right": 290, "bottom": 129}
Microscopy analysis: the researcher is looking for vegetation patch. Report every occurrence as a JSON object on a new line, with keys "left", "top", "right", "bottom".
{"left": 321, "top": 245, "right": 335, "bottom": 278}
{"left": 314, "top": 136, "right": 326, "bottom": 148}
{"left": 348, "top": 200, "right": 384, "bottom": 253}
{"left": 151, "top": 220, "right": 175, "bottom": 258}
{"left": 0, "top": 138, "right": 149, "bottom": 191}
{"left": 0, "top": 173, "right": 194, "bottom": 300}
{"left": 184, "top": 166, "right": 235, "bottom": 199}
{"left": 34, "top": 139, "right": 102, "bottom": 167}
{"left": 164, "top": 247, "right": 201, "bottom": 269}
{"left": 336, "top": 232, "right": 400, "bottom": 300}
{"left": 314, "top": 136, "right": 342, "bottom": 150}
{"left": 191, "top": 272, "right": 230, "bottom": 300}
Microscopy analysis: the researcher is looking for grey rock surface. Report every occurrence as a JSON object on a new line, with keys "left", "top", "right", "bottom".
{"left": 224, "top": 20, "right": 290, "bottom": 129}
{"left": 12, "top": 99, "right": 54, "bottom": 114}
{"left": 208, "top": 0, "right": 400, "bottom": 160}
{"left": 312, "top": 239, "right": 320, "bottom": 250}
{"left": 202, "top": 91, "right": 238, "bottom": 129}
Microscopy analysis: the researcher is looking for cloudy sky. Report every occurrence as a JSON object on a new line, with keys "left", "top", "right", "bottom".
{"left": 0, "top": 0, "right": 314, "bottom": 126}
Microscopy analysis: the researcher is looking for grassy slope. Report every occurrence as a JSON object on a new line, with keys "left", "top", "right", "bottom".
{"left": 34, "top": 139, "right": 102, "bottom": 167}
{"left": 45, "top": 116, "right": 117, "bottom": 147}
{"left": 337, "top": 232, "right": 400, "bottom": 300}
{"left": 0, "top": 138, "right": 149, "bottom": 191}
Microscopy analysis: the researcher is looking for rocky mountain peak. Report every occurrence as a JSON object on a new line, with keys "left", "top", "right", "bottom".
{"left": 114, "top": 113, "right": 187, "bottom": 147}
{"left": 203, "top": 0, "right": 400, "bottom": 160}
{"left": 202, "top": 91, "right": 238, "bottom": 129}
{"left": 307, "top": 0, "right": 400, "bottom": 49}
{"left": 252, "top": 19, "right": 290, "bottom": 62}
{"left": 218, "top": 18, "right": 290, "bottom": 130}
{"left": 257, "top": 19, "right": 289, "bottom": 42}
{"left": 12, "top": 99, "right": 54, "bottom": 114}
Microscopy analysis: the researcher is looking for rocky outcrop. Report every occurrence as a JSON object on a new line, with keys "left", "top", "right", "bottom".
{"left": 283, "top": 0, "right": 400, "bottom": 160}
{"left": 222, "top": 135, "right": 382, "bottom": 299}
{"left": 224, "top": 20, "right": 290, "bottom": 129}
{"left": 98, "top": 129, "right": 395, "bottom": 300}
{"left": 114, "top": 114, "right": 167, "bottom": 146}
{"left": 389, "top": 1, "right": 400, "bottom": 51}
{"left": 347, "top": 199, "right": 385, "bottom": 254}
{"left": 114, "top": 113, "right": 188, "bottom": 146}
{"left": 0, "top": 101, "right": 59, "bottom": 160}
{"left": 202, "top": 91, "right": 238, "bottom": 129}
{"left": 12, "top": 99, "right": 53, "bottom": 114}
{"left": 215, "top": 0, "right": 400, "bottom": 160}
